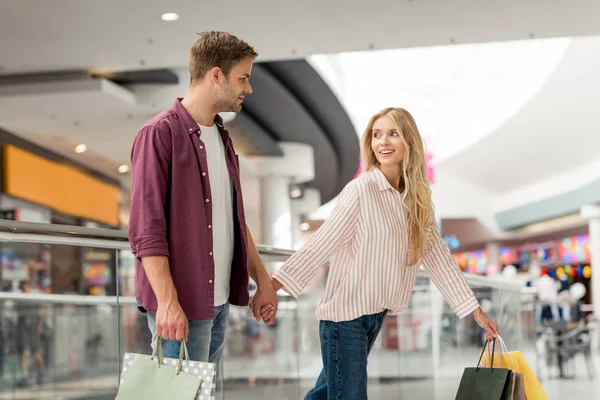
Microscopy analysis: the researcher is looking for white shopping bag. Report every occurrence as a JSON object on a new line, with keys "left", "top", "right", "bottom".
{"left": 118, "top": 335, "right": 217, "bottom": 400}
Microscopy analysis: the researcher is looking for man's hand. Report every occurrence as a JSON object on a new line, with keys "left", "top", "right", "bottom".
{"left": 249, "top": 277, "right": 278, "bottom": 325}
{"left": 472, "top": 307, "right": 499, "bottom": 341}
{"left": 156, "top": 299, "right": 189, "bottom": 341}
{"left": 140, "top": 256, "right": 187, "bottom": 341}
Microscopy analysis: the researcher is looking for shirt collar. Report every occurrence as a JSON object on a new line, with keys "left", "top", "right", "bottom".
{"left": 371, "top": 167, "right": 394, "bottom": 191}
{"left": 172, "top": 98, "right": 225, "bottom": 134}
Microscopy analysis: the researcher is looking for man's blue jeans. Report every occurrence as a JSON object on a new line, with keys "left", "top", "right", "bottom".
{"left": 147, "top": 302, "right": 229, "bottom": 399}
{"left": 305, "top": 310, "right": 388, "bottom": 400}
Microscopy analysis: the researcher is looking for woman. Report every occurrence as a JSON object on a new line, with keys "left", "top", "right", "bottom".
{"left": 264, "top": 107, "right": 499, "bottom": 399}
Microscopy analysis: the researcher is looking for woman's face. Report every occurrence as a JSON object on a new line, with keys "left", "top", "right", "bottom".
{"left": 371, "top": 115, "right": 405, "bottom": 167}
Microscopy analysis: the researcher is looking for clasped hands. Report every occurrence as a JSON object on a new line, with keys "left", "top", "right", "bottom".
{"left": 248, "top": 276, "right": 280, "bottom": 324}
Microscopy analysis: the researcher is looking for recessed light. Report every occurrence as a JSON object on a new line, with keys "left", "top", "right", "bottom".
{"left": 74, "top": 144, "right": 87, "bottom": 154}
{"left": 161, "top": 12, "right": 179, "bottom": 22}
{"left": 118, "top": 164, "right": 130, "bottom": 174}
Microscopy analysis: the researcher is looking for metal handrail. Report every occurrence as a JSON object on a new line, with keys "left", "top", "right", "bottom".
{"left": 0, "top": 291, "right": 136, "bottom": 305}
{"left": 0, "top": 220, "right": 128, "bottom": 240}
{"left": 0, "top": 220, "right": 294, "bottom": 258}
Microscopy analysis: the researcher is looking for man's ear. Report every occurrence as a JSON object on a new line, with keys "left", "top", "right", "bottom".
{"left": 209, "top": 66, "right": 222, "bottom": 84}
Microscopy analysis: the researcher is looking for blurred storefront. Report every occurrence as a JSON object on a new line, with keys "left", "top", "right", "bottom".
{"left": 0, "top": 142, "right": 122, "bottom": 297}
{"left": 443, "top": 217, "right": 593, "bottom": 306}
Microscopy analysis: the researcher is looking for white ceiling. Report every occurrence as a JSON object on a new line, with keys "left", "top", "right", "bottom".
{"left": 309, "top": 37, "right": 571, "bottom": 163}
{"left": 1, "top": 0, "right": 599, "bottom": 74}
{"left": 1, "top": 0, "right": 600, "bottom": 192}
{"left": 438, "top": 35, "right": 600, "bottom": 193}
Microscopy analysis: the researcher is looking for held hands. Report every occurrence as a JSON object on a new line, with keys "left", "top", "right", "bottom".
{"left": 472, "top": 307, "right": 500, "bottom": 341}
{"left": 156, "top": 299, "right": 189, "bottom": 342}
{"left": 249, "top": 276, "right": 279, "bottom": 325}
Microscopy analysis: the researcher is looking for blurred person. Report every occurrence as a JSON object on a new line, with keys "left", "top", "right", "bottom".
{"left": 533, "top": 273, "right": 562, "bottom": 325}
{"left": 265, "top": 108, "right": 499, "bottom": 399}
{"left": 15, "top": 281, "right": 45, "bottom": 386}
{"left": 128, "top": 31, "right": 278, "bottom": 396}
{"left": 557, "top": 273, "right": 572, "bottom": 321}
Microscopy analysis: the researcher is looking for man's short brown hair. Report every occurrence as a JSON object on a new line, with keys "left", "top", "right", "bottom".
{"left": 189, "top": 31, "right": 258, "bottom": 83}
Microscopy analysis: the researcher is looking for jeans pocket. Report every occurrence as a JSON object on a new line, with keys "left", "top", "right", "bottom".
{"left": 319, "top": 321, "right": 330, "bottom": 344}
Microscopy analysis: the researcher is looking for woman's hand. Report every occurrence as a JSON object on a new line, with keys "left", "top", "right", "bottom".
{"left": 472, "top": 307, "right": 499, "bottom": 341}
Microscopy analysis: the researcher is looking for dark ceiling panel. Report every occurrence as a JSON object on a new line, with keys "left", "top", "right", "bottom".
{"left": 0, "top": 68, "right": 179, "bottom": 85}
{"left": 264, "top": 60, "right": 360, "bottom": 197}
{"left": 241, "top": 63, "right": 340, "bottom": 202}
{"left": 95, "top": 68, "right": 179, "bottom": 85}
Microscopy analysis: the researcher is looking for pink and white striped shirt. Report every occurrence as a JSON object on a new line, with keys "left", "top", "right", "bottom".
{"left": 273, "top": 167, "right": 480, "bottom": 322}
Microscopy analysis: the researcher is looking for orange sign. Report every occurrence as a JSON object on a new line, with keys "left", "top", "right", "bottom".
{"left": 2, "top": 145, "right": 119, "bottom": 226}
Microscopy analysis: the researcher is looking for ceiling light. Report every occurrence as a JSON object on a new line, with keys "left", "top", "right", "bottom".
{"left": 161, "top": 12, "right": 179, "bottom": 21}
{"left": 74, "top": 144, "right": 87, "bottom": 154}
{"left": 118, "top": 164, "right": 130, "bottom": 174}
{"left": 300, "top": 223, "right": 310, "bottom": 231}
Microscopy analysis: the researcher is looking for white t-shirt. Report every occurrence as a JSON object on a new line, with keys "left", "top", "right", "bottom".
{"left": 199, "top": 123, "right": 234, "bottom": 306}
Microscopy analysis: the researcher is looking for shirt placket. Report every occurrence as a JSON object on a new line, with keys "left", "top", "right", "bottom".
{"left": 196, "top": 128, "right": 215, "bottom": 286}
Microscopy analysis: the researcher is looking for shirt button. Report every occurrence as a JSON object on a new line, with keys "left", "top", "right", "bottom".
{"left": 189, "top": 128, "right": 193, "bottom": 132}
{"left": 209, "top": 279, "right": 213, "bottom": 284}
{"left": 199, "top": 146, "right": 204, "bottom": 150}
{"left": 205, "top": 199, "right": 210, "bottom": 203}
{"left": 202, "top": 172, "right": 206, "bottom": 177}
{"left": 208, "top": 225, "right": 212, "bottom": 229}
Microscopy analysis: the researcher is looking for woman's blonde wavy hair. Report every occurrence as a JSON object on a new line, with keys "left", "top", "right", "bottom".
{"left": 361, "top": 107, "right": 434, "bottom": 266}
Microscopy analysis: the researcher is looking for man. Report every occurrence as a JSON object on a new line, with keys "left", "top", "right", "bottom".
{"left": 128, "top": 31, "right": 278, "bottom": 395}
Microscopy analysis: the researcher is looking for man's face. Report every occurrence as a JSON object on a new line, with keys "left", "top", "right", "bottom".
{"left": 215, "top": 58, "right": 253, "bottom": 113}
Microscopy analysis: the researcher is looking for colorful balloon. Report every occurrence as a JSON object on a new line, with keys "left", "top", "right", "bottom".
{"left": 583, "top": 266, "right": 592, "bottom": 279}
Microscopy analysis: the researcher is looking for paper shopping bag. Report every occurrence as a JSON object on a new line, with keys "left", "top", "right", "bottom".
{"left": 455, "top": 340, "right": 513, "bottom": 400}
{"left": 482, "top": 336, "right": 549, "bottom": 400}
{"left": 116, "top": 336, "right": 216, "bottom": 400}
{"left": 512, "top": 371, "right": 527, "bottom": 400}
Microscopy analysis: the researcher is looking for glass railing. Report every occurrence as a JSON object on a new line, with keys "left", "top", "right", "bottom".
{"left": 431, "top": 276, "right": 535, "bottom": 398}
{"left": 0, "top": 220, "right": 541, "bottom": 399}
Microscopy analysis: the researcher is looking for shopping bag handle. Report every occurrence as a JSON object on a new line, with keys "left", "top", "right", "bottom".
{"left": 485, "top": 339, "right": 505, "bottom": 369}
{"left": 496, "top": 335, "right": 509, "bottom": 353}
{"left": 150, "top": 334, "right": 191, "bottom": 375}
{"left": 476, "top": 339, "right": 496, "bottom": 371}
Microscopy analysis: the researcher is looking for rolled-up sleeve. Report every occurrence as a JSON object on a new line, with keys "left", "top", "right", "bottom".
{"left": 421, "top": 221, "right": 480, "bottom": 319}
{"left": 128, "top": 126, "right": 171, "bottom": 260}
{"left": 273, "top": 181, "right": 359, "bottom": 298}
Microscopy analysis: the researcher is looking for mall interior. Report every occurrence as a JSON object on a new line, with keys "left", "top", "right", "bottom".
{"left": 1, "top": 1, "right": 600, "bottom": 399}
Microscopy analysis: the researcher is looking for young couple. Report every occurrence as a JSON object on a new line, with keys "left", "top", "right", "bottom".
{"left": 129, "top": 31, "right": 498, "bottom": 399}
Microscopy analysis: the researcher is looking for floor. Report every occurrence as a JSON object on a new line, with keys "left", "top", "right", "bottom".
{"left": 0, "top": 348, "right": 597, "bottom": 399}
{"left": 1, "top": 375, "right": 598, "bottom": 400}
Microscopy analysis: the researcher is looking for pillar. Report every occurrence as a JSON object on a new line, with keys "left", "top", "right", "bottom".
{"left": 581, "top": 205, "right": 600, "bottom": 352}
{"left": 486, "top": 242, "right": 501, "bottom": 267}
{"left": 251, "top": 142, "right": 315, "bottom": 249}
{"left": 291, "top": 188, "right": 321, "bottom": 250}
{"left": 260, "top": 176, "right": 293, "bottom": 249}
{"left": 251, "top": 142, "right": 315, "bottom": 363}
